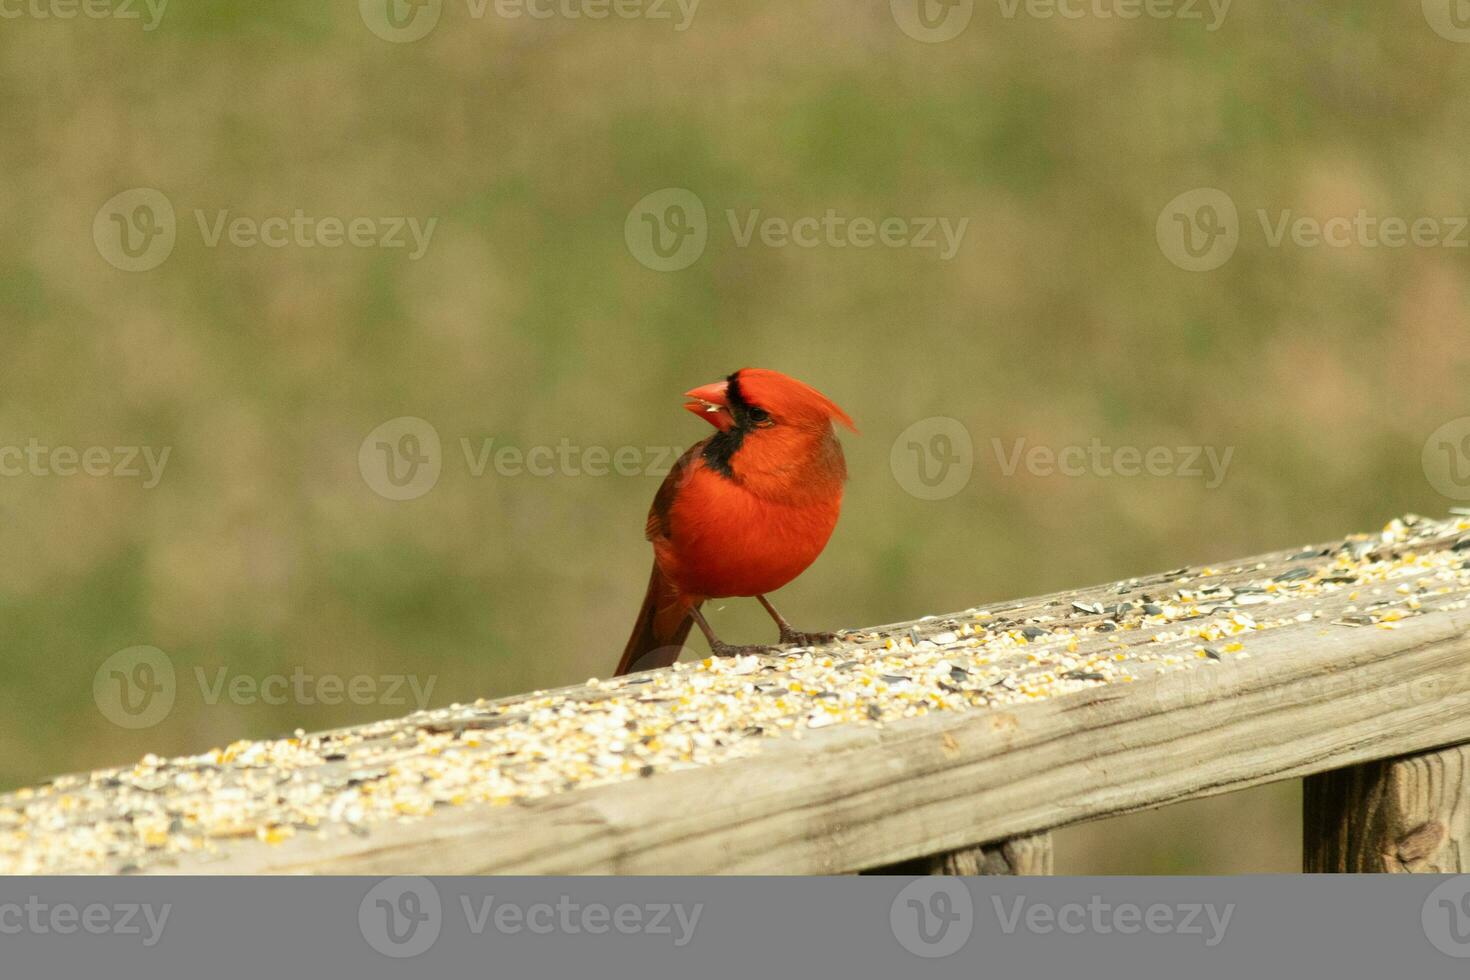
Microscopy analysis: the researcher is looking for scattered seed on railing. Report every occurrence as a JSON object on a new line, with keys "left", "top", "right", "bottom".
{"left": 2, "top": 513, "right": 1468, "bottom": 874}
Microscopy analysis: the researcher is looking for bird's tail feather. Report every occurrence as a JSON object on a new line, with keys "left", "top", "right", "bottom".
{"left": 615, "top": 563, "right": 697, "bottom": 676}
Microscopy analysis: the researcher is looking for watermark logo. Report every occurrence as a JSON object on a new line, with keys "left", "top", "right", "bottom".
{"left": 459, "top": 896, "right": 702, "bottom": 943}
{"left": 360, "top": 878, "right": 443, "bottom": 958}
{"left": 890, "top": 0, "right": 974, "bottom": 42}
{"left": 627, "top": 189, "right": 970, "bottom": 271}
{"left": 360, "top": 0, "right": 443, "bottom": 42}
{"left": 460, "top": 437, "right": 686, "bottom": 479}
{"left": 727, "top": 209, "right": 968, "bottom": 260}
{"left": 94, "top": 188, "right": 177, "bottom": 272}
{"left": 993, "top": 895, "right": 1232, "bottom": 945}
{"left": 0, "top": 898, "right": 170, "bottom": 946}
{"left": 0, "top": 440, "right": 171, "bottom": 488}
{"left": 1423, "top": 0, "right": 1470, "bottom": 42}
{"left": 194, "top": 667, "right": 436, "bottom": 712}
{"left": 1424, "top": 417, "right": 1470, "bottom": 502}
{"left": 358, "top": 881, "right": 702, "bottom": 956}
{"left": 1153, "top": 646, "right": 1468, "bottom": 716}
{"left": 478, "top": 0, "right": 699, "bottom": 28}
{"left": 1257, "top": 211, "right": 1470, "bottom": 251}
{"left": 361, "top": 422, "right": 691, "bottom": 499}
{"left": 0, "top": 0, "right": 168, "bottom": 30}
{"left": 625, "top": 188, "right": 708, "bottom": 272}
{"left": 1161, "top": 188, "right": 1470, "bottom": 271}
{"left": 93, "top": 646, "right": 176, "bottom": 730}
{"left": 94, "top": 648, "right": 438, "bottom": 728}
{"left": 890, "top": 878, "right": 974, "bottom": 957}
{"left": 360, "top": 417, "right": 444, "bottom": 501}
{"left": 891, "top": 417, "right": 975, "bottom": 501}
{"left": 994, "top": 437, "right": 1234, "bottom": 488}
{"left": 95, "top": 189, "right": 437, "bottom": 270}
{"left": 193, "top": 210, "right": 437, "bottom": 258}
{"left": 1423, "top": 877, "right": 1470, "bottom": 957}
{"left": 996, "top": 0, "right": 1230, "bottom": 30}
{"left": 360, "top": 0, "right": 699, "bottom": 39}
{"left": 890, "top": 422, "right": 1234, "bottom": 499}
{"left": 1157, "top": 188, "right": 1239, "bottom": 272}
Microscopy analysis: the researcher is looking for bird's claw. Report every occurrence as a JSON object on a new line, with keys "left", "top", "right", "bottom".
{"left": 710, "top": 641, "right": 782, "bottom": 659}
{"left": 778, "top": 628, "right": 842, "bottom": 648}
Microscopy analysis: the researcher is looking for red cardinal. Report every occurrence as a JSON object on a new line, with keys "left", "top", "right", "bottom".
{"left": 615, "top": 368, "right": 857, "bottom": 676}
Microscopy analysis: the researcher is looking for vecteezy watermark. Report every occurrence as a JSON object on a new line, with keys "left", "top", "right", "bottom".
{"left": 1423, "top": 417, "right": 1470, "bottom": 502}
{"left": 0, "top": 440, "right": 171, "bottom": 488}
{"left": 0, "top": 898, "right": 170, "bottom": 947}
{"left": 93, "top": 188, "right": 178, "bottom": 272}
{"left": 193, "top": 210, "right": 436, "bottom": 259}
{"left": 890, "top": 0, "right": 1227, "bottom": 42}
{"left": 1423, "top": 877, "right": 1470, "bottom": 957}
{"left": 889, "top": 419, "right": 1234, "bottom": 500}
{"left": 890, "top": 0, "right": 975, "bottom": 43}
{"left": 891, "top": 417, "right": 976, "bottom": 502}
{"left": 358, "top": 878, "right": 703, "bottom": 959}
{"left": 993, "top": 437, "right": 1234, "bottom": 489}
{"left": 890, "top": 879, "right": 975, "bottom": 958}
{"left": 359, "top": 417, "right": 444, "bottom": 501}
{"left": 458, "top": 895, "right": 702, "bottom": 945}
{"left": 992, "top": 895, "right": 1233, "bottom": 946}
{"left": 459, "top": 437, "right": 686, "bottom": 479}
{"left": 359, "top": 0, "right": 443, "bottom": 41}
{"left": 93, "top": 188, "right": 437, "bottom": 272}
{"left": 94, "top": 646, "right": 177, "bottom": 730}
{"left": 194, "top": 667, "right": 436, "bottom": 711}
{"left": 358, "top": 0, "right": 699, "bottom": 43}
{"left": 1156, "top": 188, "right": 1239, "bottom": 272}
{"left": 473, "top": 0, "right": 698, "bottom": 29}
{"left": 889, "top": 881, "right": 1231, "bottom": 957}
{"left": 1423, "top": 0, "right": 1470, "bottom": 43}
{"left": 361, "top": 878, "right": 442, "bottom": 958}
{"left": 995, "top": 0, "right": 1230, "bottom": 30}
{"left": 727, "top": 210, "right": 969, "bottom": 260}
{"left": 359, "top": 417, "right": 688, "bottom": 501}
{"left": 0, "top": 0, "right": 167, "bottom": 30}
{"left": 1159, "top": 186, "right": 1470, "bottom": 272}
{"left": 625, "top": 188, "right": 971, "bottom": 272}
{"left": 624, "top": 188, "right": 708, "bottom": 272}
{"left": 93, "top": 647, "right": 437, "bottom": 729}
{"left": 1155, "top": 647, "right": 1470, "bottom": 716}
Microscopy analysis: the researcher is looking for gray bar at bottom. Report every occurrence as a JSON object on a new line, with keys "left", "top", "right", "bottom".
{"left": 1, "top": 875, "right": 1468, "bottom": 978}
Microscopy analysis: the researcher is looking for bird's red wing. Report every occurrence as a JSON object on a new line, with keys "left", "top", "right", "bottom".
{"left": 645, "top": 441, "right": 705, "bottom": 543}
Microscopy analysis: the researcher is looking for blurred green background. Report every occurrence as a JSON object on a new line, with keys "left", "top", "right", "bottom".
{"left": 1, "top": 0, "right": 1467, "bottom": 874}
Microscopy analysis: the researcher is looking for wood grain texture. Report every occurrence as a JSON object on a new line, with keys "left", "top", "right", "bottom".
{"left": 156, "top": 604, "right": 1470, "bottom": 875}
{"left": 868, "top": 834, "right": 1054, "bottom": 876}
{"left": 1304, "top": 744, "right": 1470, "bottom": 872}
{"left": 5, "top": 521, "right": 1463, "bottom": 875}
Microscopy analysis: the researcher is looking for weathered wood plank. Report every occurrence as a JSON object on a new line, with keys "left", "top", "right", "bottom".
{"left": 2, "top": 515, "right": 1466, "bottom": 875}
{"left": 1304, "top": 744, "right": 1470, "bottom": 872}
{"left": 869, "top": 833, "right": 1054, "bottom": 875}
{"left": 156, "top": 604, "right": 1470, "bottom": 874}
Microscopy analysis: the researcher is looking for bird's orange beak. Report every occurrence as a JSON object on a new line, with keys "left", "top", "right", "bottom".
{"left": 684, "top": 380, "right": 735, "bottom": 431}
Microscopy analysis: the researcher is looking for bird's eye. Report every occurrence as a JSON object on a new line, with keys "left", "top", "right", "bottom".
{"left": 747, "top": 408, "right": 773, "bottom": 427}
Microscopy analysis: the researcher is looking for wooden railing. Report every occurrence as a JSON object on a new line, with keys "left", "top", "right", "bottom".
{"left": 3, "top": 514, "right": 1469, "bottom": 875}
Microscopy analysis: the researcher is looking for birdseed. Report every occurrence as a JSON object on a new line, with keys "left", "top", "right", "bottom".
{"left": 1, "top": 514, "right": 1467, "bottom": 874}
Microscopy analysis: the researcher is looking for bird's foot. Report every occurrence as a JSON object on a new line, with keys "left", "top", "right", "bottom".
{"left": 709, "top": 640, "right": 782, "bottom": 659}
{"left": 778, "top": 628, "right": 842, "bottom": 648}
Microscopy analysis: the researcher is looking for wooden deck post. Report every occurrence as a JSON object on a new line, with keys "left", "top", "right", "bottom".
{"left": 1304, "top": 744, "right": 1470, "bottom": 873}
{"left": 866, "top": 833, "right": 1054, "bottom": 876}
